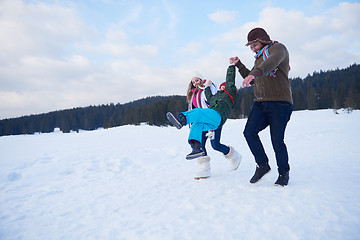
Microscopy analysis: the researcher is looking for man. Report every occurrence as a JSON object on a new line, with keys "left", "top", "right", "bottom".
{"left": 232, "top": 27, "right": 293, "bottom": 186}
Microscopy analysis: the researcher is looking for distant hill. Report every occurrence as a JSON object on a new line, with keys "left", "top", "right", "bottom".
{"left": 1, "top": 64, "right": 359, "bottom": 136}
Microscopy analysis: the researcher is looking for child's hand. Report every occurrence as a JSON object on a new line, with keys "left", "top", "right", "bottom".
{"left": 229, "top": 57, "right": 240, "bottom": 65}
{"left": 205, "top": 80, "right": 212, "bottom": 88}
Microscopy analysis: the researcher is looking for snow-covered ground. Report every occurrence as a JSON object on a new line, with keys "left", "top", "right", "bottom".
{"left": 1, "top": 109, "right": 359, "bottom": 240}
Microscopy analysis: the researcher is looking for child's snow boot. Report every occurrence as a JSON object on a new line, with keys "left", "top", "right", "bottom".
{"left": 194, "top": 156, "right": 210, "bottom": 180}
{"left": 166, "top": 112, "right": 187, "bottom": 129}
{"left": 186, "top": 140, "right": 205, "bottom": 160}
{"left": 224, "top": 146, "right": 242, "bottom": 170}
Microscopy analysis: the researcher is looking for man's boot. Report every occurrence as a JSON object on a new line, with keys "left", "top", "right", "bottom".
{"left": 249, "top": 164, "right": 271, "bottom": 184}
{"left": 274, "top": 171, "right": 289, "bottom": 186}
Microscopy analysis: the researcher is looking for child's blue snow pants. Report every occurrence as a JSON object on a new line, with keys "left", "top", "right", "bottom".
{"left": 181, "top": 108, "right": 222, "bottom": 144}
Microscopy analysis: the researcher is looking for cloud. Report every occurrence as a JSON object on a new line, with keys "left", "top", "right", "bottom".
{"left": 177, "top": 41, "right": 203, "bottom": 56}
{"left": 1, "top": 0, "right": 359, "bottom": 119}
{"left": 0, "top": 0, "right": 94, "bottom": 59}
{"left": 328, "top": 2, "right": 360, "bottom": 38}
{"left": 208, "top": 10, "right": 236, "bottom": 24}
{"left": 206, "top": 3, "right": 360, "bottom": 78}
{"left": 0, "top": 0, "right": 162, "bottom": 118}
{"left": 259, "top": 3, "right": 360, "bottom": 76}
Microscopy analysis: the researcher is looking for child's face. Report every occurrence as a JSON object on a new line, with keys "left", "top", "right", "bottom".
{"left": 191, "top": 77, "right": 202, "bottom": 87}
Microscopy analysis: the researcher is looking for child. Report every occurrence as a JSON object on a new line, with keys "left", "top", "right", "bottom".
{"left": 167, "top": 61, "right": 241, "bottom": 175}
{"left": 184, "top": 72, "right": 241, "bottom": 179}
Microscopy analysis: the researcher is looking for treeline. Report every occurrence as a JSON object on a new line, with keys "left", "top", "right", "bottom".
{"left": 0, "top": 96, "right": 188, "bottom": 136}
{"left": 1, "top": 64, "right": 359, "bottom": 136}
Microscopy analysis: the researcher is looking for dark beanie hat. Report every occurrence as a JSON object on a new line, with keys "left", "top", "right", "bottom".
{"left": 245, "top": 27, "right": 271, "bottom": 46}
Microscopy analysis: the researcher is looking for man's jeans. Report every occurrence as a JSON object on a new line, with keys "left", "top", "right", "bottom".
{"left": 243, "top": 101, "right": 292, "bottom": 174}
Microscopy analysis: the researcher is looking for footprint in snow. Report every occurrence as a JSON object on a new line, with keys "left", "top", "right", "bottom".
{"left": 7, "top": 172, "right": 22, "bottom": 182}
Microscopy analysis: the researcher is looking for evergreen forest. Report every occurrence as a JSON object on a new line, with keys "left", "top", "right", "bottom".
{"left": 1, "top": 64, "right": 359, "bottom": 137}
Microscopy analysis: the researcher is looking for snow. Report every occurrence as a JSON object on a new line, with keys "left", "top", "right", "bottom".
{"left": 1, "top": 109, "right": 360, "bottom": 240}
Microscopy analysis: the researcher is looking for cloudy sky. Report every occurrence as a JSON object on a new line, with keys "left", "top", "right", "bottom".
{"left": 1, "top": 0, "right": 359, "bottom": 119}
